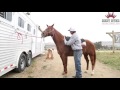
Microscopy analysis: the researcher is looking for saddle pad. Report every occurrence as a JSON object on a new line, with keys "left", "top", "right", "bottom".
{"left": 65, "top": 36, "right": 86, "bottom": 43}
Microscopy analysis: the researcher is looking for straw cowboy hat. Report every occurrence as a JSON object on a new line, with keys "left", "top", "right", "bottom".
{"left": 68, "top": 28, "right": 76, "bottom": 32}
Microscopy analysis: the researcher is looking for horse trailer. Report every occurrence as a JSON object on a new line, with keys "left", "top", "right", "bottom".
{"left": 0, "top": 12, "right": 45, "bottom": 77}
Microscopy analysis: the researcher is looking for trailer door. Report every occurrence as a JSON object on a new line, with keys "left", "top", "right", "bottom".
{"left": 32, "top": 29, "right": 37, "bottom": 57}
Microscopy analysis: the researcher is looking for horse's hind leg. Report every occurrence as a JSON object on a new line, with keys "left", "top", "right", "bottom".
{"left": 83, "top": 54, "right": 89, "bottom": 73}
{"left": 89, "top": 55, "right": 95, "bottom": 75}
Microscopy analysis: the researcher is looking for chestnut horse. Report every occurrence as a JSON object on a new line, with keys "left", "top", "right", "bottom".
{"left": 40, "top": 24, "right": 96, "bottom": 75}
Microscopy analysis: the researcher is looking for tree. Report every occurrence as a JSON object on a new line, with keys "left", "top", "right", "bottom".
{"left": 94, "top": 41, "right": 102, "bottom": 50}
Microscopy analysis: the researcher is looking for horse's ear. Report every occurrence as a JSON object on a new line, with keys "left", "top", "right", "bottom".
{"left": 51, "top": 24, "right": 54, "bottom": 27}
{"left": 46, "top": 24, "right": 49, "bottom": 27}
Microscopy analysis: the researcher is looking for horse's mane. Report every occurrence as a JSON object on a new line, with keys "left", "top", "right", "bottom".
{"left": 53, "top": 28, "right": 86, "bottom": 43}
{"left": 53, "top": 28, "right": 64, "bottom": 40}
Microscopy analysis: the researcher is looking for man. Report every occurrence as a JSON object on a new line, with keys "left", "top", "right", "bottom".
{"left": 64, "top": 28, "right": 83, "bottom": 78}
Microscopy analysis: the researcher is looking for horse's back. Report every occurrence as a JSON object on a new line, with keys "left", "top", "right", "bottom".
{"left": 65, "top": 37, "right": 96, "bottom": 55}
{"left": 85, "top": 39, "right": 95, "bottom": 48}
{"left": 83, "top": 39, "right": 96, "bottom": 55}
{"left": 65, "top": 36, "right": 85, "bottom": 43}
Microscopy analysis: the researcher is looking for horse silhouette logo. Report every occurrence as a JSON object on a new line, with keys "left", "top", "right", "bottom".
{"left": 105, "top": 12, "right": 116, "bottom": 19}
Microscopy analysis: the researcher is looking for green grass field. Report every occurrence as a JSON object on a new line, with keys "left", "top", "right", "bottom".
{"left": 96, "top": 51, "right": 120, "bottom": 70}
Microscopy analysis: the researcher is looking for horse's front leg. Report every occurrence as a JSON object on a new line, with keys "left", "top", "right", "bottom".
{"left": 60, "top": 55, "right": 67, "bottom": 75}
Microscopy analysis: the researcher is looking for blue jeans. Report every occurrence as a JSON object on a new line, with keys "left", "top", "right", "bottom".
{"left": 73, "top": 50, "right": 82, "bottom": 78}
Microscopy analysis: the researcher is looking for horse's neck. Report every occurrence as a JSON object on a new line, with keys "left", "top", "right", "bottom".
{"left": 52, "top": 29, "right": 64, "bottom": 50}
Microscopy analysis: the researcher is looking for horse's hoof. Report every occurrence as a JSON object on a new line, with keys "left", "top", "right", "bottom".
{"left": 84, "top": 70, "right": 88, "bottom": 73}
{"left": 91, "top": 71, "right": 94, "bottom": 76}
{"left": 62, "top": 72, "right": 67, "bottom": 75}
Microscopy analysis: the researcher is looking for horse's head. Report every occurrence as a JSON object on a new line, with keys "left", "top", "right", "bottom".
{"left": 41, "top": 24, "right": 55, "bottom": 37}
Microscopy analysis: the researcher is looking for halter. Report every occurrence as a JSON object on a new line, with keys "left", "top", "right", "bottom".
{"left": 44, "top": 28, "right": 63, "bottom": 40}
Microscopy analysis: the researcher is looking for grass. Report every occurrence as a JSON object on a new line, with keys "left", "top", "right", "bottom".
{"left": 96, "top": 50, "right": 120, "bottom": 70}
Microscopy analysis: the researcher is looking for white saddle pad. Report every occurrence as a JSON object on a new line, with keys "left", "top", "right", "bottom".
{"left": 82, "top": 42, "right": 86, "bottom": 46}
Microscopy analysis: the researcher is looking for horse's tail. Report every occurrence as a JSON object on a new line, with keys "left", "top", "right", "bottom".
{"left": 94, "top": 49, "right": 96, "bottom": 64}
{"left": 93, "top": 43, "right": 96, "bottom": 65}
{"left": 86, "top": 39, "right": 96, "bottom": 64}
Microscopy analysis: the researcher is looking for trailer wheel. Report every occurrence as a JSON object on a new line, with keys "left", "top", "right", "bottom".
{"left": 15, "top": 53, "right": 27, "bottom": 73}
{"left": 26, "top": 51, "right": 32, "bottom": 67}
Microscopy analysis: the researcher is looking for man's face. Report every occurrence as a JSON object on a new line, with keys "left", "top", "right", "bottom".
{"left": 70, "top": 31, "right": 74, "bottom": 35}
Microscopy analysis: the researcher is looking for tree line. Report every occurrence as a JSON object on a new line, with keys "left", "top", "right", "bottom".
{"left": 94, "top": 41, "right": 113, "bottom": 50}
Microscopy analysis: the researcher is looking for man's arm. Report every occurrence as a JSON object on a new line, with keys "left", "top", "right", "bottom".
{"left": 64, "top": 36, "right": 75, "bottom": 45}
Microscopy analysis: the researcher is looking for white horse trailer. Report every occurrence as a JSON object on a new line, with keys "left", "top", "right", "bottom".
{"left": 0, "top": 12, "right": 45, "bottom": 77}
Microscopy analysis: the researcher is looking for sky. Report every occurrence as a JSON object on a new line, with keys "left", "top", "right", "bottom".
{"left": 29, "top": 12, "right": 120, "bottom": 43}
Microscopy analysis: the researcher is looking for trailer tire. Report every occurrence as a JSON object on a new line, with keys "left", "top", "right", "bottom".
{"left": 26, "top": 51, "right": 32, "bottom": 67}
{"left": 14, "top": 53, "right": 27, "bottom": 73}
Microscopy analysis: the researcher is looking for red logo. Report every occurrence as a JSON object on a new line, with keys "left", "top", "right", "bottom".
{"left": 105, "top": 12, "right": 116, "bottom": 19}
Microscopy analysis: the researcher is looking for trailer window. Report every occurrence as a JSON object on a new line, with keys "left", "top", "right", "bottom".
{"left": 27, "top": 24, "right": 31, "bottom": 32}
{"left": 18, "top": 17, "right": 24, "bottom": 28}
{"left": 0, "top": 12, "right": 12, "bottom": 21}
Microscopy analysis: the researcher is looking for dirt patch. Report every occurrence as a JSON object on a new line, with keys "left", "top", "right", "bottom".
{"left": 1, "top": 50, "right": 120, "bottom": 78}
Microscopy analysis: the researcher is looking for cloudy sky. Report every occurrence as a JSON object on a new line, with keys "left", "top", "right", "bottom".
{"left": 30, "top": 12, "right": 120, "bottom": 43}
